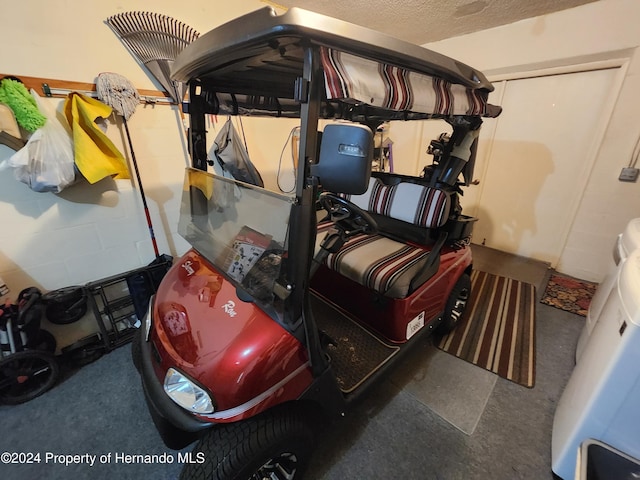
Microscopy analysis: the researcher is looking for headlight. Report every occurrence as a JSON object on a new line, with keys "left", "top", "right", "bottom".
{"left": 163, "top": 368, "right": 215, "bottom": 414}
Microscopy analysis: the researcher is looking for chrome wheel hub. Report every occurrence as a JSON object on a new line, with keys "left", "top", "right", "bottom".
{"left": 451, "top": 287, "right": 470, "bottom": 322}
{"left": 253, "top": 452, "right": 298, "bottom": 480}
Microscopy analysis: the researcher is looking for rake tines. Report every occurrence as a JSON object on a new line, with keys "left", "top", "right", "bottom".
{"left": 106, "top": 11, "right": 200, "bottom": 104}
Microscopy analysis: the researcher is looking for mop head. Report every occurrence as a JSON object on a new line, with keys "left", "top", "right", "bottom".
{"left": 0, "top": 78, "right": 47, "bottom": 132}
{"left": 96, "top": 73, "right": 140, "bottom": 120}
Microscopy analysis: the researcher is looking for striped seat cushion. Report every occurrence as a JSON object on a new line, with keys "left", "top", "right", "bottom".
{"left": 341, "top": 177, "right": 450, "bottom": 229}
{"left": 317, "top": 177, "right": 449, "bottom": 297}
{"left": 316, "top": 223, "right": 431, "bottom": 298}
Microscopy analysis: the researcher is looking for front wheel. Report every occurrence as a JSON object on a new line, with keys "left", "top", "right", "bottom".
{"left": 438, "top": 273, "right": 471, "bottom": 334}
{"left": 180, "top": 409, "right": 314, "bottom": 480}
{"left": 0, "top": 350, "right": 60, "bottom": 404}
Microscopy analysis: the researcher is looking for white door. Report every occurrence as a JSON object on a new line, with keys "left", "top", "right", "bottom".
{"left": 471, "top": 68, "right": 619, "bottom": 266}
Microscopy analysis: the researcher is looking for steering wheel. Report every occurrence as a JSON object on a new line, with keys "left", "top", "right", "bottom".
{"left": 318, "top": 193, "right": 378, "bottom": 237}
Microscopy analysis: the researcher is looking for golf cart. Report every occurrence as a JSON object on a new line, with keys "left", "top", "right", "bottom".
{"left": 135, "top": 7, "right": 501, "bottom": 479}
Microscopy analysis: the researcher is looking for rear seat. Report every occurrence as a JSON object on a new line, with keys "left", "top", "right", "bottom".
{"left": 316, "top": 173, "right": 452, "bottom": 298}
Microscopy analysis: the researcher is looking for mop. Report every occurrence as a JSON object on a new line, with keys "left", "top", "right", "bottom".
{"left": 96, "top": 72, "right": 160, "bottom": 259}
{"left": 102, "top": 13, "right": 200, "bottom": 256}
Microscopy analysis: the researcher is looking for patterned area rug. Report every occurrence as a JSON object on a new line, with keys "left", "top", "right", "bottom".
{"left": 437, "top": 270, "right": 536, "bottom": 388}
{"left": 540, "top": 273, "right": 598, "bottom": 317}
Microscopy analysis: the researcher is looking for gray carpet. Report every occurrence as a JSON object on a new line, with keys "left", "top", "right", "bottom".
{"left": 0, "top": 245, "right": 585, "bottom": 479}
{"left": 306, "top": 305, "right": 583, "bottom": 480}
{"left": 0, "top": 346, "right": 185, "bottom": 480}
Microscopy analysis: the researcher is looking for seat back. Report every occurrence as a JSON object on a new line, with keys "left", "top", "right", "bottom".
{"left": 340, "top": 173, "right": 451, "bottom": 245}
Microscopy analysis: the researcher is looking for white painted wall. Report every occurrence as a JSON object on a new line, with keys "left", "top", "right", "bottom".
{"left": 0, "top": 0, "right": 296, "bottom": 299}
{"left": 424, "top": 0, "right": 640, "bottom": 282}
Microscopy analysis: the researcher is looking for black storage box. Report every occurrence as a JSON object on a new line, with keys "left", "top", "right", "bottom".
{"left": 444, "top": 215, "right": 478, "bottom": 241}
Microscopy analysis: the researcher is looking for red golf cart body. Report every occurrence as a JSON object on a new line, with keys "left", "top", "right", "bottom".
{"left": 136, "top": 7, "right": 500, "bottom": 477}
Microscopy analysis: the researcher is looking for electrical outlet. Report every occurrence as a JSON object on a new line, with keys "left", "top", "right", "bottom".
{"left": 619, "top": 167, "right": 639, "bottom": 182}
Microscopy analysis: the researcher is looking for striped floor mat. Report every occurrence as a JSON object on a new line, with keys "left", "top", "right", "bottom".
{"left": 437, "top": 270, "right": 536, "bottom": 388}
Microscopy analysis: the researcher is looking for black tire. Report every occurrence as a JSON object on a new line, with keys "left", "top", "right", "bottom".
{"left": 0, "top": 350, "right": 60, "bottom": 404}
{"left": 45, "top": 301, "right": 87, "bottom": 324}
{"left": 61, "top": 334, "right": 104, "bottom": 367}
{"left": 131, "top": 328, "right": 142, "bottom": 372}
{"left": 66, "top": 347, "right": 104, "bottom": 367}
{"left": 438, "top": 273, "right": 471, "bottom": 334}
{"left": 43, "top": 286, "right": 87, "bottom": 325}
{"left": 42, "top": 286, "right": 84, "bottom": 304}
{"left": 180, "top": 409, "right": 314, "bottom": 480}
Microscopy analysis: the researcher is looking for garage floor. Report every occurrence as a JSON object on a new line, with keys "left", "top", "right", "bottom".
{"left": 0, "top": 244, "right": 585, "bottom": 480}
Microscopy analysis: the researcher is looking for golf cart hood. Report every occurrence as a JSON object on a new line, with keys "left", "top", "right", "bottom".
{"left": 150, "top": 249, "right": 309, "bottom": 409}
{"left": 171, "top": 7, "right": 501, "bottom": 122}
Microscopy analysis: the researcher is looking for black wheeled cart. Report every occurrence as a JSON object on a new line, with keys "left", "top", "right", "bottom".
{"left": 60, "top": 255, "right": 173, "bottom": 363}
{"left": 87, "top": 255, "right": 173, "bottom": 350}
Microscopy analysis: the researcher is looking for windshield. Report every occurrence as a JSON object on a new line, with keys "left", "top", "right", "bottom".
{"left": 178, "top": 168, "right": 295, "bottom": 308}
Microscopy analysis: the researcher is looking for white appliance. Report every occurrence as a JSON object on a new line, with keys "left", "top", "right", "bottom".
{"left": 551, "top": 248, "right": 640, "bottom": 479}
{"left": 576, "top": 217, "right": 640, "bottom": 361}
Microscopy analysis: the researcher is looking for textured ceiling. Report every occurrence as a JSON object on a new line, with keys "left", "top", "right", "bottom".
{"left": 268, "top": 0, "right": 597, "bottom": 45}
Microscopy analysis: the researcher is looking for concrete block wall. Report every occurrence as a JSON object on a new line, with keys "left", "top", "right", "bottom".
{"left": 0, "top": 0, "right": 278, "bottom": 301}
{"left": 0, "top": 98, "right": 190, "bottom": 298}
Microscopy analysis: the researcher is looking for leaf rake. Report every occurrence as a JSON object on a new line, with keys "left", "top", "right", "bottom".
{"left": 105, "top": 11, "right": 200, "bottom": 104}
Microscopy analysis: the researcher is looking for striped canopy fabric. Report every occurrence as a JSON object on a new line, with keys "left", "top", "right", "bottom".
{"left": 321, "top": 47, "right": 501, "bottom": 118}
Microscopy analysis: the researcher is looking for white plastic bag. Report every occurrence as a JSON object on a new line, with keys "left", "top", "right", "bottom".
{"left": 6, "top": 90, "right": 75, "bottom": 193}
{"left": 212, "top": 118, "right": 263, "bottom": 187}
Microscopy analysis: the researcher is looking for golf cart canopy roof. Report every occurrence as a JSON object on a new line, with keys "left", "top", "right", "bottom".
{"left": 172, "top": 7, "right": 501, "bottom": 121}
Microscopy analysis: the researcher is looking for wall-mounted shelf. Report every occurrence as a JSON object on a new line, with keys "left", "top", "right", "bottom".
{"left": 0, "top": 131, "right": 25, "bottom": 150}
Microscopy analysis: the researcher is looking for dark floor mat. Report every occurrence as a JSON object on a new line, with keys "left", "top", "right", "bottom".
{"left": 311, "top": 293, "right": 400, "bottom": 393}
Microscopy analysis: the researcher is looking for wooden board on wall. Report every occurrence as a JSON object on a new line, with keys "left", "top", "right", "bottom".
{"left": 0, "top": 73, "right": 172, "bottom": 103}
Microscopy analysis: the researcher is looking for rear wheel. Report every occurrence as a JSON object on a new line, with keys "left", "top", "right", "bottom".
{"left": 180, "top": 409, "right": 314, "bottom": 480}
{"left": 0, "top": 350, "right": 60, "bottom": 404}
{"left": 438, "top": 273, "right": 471, "bottom": 334}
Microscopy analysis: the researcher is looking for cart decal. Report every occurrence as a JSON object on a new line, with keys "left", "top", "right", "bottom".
{"left": 222, "top": 300, "right": 237, "bottom": 318}
{"left": 181, "top": 260, "right": 196, "bottom": 276}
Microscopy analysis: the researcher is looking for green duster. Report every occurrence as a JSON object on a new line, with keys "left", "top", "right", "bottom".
{"left": 0, "top": 78, "right": 47, "bottom": 132}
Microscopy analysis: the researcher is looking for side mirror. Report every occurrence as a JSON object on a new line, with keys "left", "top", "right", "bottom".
{"left": 312, "top": 123, "right": 372, "bottom": 194}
